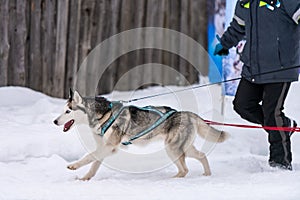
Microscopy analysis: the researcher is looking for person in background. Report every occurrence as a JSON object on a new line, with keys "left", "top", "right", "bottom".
{"left": 214, "top": 0, "right": 300, "bottom": 170}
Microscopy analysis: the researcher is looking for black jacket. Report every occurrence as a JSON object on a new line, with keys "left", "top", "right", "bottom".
{"left": 221, "top": 0, "right": 300, "bottom": 83}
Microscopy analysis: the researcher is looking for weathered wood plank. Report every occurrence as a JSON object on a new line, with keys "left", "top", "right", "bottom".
{"left": 41, "top": 0, "right": 56, "bottom": 96}
{"left": 86, "top": 0, "right": 106, "bottom": 96}
{"left": 143, "top": 0, "right": 165, "bottom": 87}
{"left": 115, "top": 0, "right": 132, "bottom": 91}
{"left": 76, "top": 0, "right": 95, "bottom": 96}
{"left": 97, "top": 0, "right": 122, "bottom": 94}
{"left": 150, "top": 0, "right": 165, "bottom": 86}
{"left": 177, "top": 0, "right": 199, "bottom": 85}
{"left": 93, "top": 0, "right": 116, "bottom": 95}
{"left": 28, "top": 0, "right": 42, "bottom": 91}
{"left": 65, "top": 0, "right": 81, "bottom": 98}
{"left": 9, "top": 0, "right": 27, "bottom": 86}
{"left": 53, "top": 0, "right": 69, "bottom": 98}
{"left": 0, "top": 0, "right": 10, "bottom": 86}
{"left": 7, "top": 0, "right": 15, "bottom": 85}
{"left": 178, "top": 0, "right": 190, "bottom": 86}
{"left": 128, "top": 0, "right": 146, "bottom": 90}
{"left": 190, "top": 0, "right": 208, "bottom": 76}
{"left": 162, "top": 0, "right": 181, "bottom": 86}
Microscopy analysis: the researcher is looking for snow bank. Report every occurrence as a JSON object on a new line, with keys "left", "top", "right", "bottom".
{"left": 1, "top": 85, "right": 300, "bottom": 200}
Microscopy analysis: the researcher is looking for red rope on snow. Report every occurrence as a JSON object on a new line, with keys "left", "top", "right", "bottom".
{"left": 204, "top": 120, "right": 300, "bottom": 132}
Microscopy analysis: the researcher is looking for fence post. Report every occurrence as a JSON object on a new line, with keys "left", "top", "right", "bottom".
{"left": 0, "top": 0, "right": 10, "bottom": 86}
{"left": 42, "top": 0, "right": 56, "bottom": 96}
{"left": 65, "top": 0, "right": 81, "bottom": 97}
{"left": 53, "top": 0, "right": 69, "bottom": 98}
{"left": 9, "top": 0, "right": 27, "bottom": 86}
{"left": 28, "top": 0, "right": 42, "bottom": 91}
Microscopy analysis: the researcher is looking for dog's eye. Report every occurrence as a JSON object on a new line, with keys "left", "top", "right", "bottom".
{"left": 65, "top": 110, "right": 71, "bottom": 114}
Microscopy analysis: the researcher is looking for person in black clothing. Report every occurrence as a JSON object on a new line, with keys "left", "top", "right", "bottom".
{"left": 214, "top": 0, "right": 300, "bottom": 170}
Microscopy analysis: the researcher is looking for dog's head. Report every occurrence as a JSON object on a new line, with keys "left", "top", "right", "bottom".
{"left": 53, "top": 89, "right": 113, "bottom": 133}
{"left": 53, "top": 89, "right": 89, "bottom": 132}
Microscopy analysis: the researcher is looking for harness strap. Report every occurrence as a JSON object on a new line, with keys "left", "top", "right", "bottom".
{"left": 139, "top": 106, "right": 165, "bottom": 117}
{"left": 122, "top": 109, "right": 176, "bottom": 145}
{"left": 100, "top": 102, "right": 125, "bottom": 136}
{"left": 99, "top": 102, "right": 176, "bottom": 145}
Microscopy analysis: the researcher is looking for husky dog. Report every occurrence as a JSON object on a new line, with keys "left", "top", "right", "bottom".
{"left": 53, "top": 89, "right": 229, "bottom": 180}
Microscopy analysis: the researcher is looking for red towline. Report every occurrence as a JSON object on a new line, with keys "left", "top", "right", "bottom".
{"left": 204, "top": 120, "right": 300, "bottom": 132}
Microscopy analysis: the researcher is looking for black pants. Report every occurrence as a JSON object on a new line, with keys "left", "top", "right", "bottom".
{"left": 233, "top": 78, "right": 292, "bottom": 165}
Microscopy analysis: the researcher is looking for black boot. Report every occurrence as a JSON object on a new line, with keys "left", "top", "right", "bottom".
{"left": 269, "top": 160, "right": 292, "bottom": 171}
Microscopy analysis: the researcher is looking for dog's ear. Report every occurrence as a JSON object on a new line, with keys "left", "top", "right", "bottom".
{"left": 73, "top": 91, "right": 83, "bottom": 104}
{"left": 69, "top": 88, "right": 74, "bottom": 101}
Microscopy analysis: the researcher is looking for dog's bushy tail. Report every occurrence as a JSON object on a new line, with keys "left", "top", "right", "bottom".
{"left": 191, "top": 113, "right": 229, "bottom": 143}
{"left": 199, "top": 126, "right": 229, "bottom": 143}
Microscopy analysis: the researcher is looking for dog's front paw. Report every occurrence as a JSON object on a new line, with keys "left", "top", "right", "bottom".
{"left": 67, "top": 163, "right": 80, "bottom": 170}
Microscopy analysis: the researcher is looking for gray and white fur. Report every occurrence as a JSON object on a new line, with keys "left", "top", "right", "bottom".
{"left": 53, "top": 89, "right": 229, "bottom": 180}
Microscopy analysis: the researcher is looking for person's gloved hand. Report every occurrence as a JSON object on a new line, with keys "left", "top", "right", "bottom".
{"left": 213, "top": 35, "right": 229, "bottom": 56}
{"left": 214, "top": 43, "right": 229, "bottom": 56}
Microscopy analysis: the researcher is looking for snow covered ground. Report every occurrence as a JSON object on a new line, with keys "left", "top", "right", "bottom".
{"left": 1, "top": 84, "right": 300, "bottom": 200}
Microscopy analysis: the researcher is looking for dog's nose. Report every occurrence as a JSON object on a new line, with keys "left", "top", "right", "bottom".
{"left": 53, "top": 120, "right": 58, "bottom": 125}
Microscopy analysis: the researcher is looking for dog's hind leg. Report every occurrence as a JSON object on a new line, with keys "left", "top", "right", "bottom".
{"left": 79, "top": 160, "right": 102, "bottom": 181}
{"left": 186, "top": 146, "right": 211, "bottom": 176}
{"left": 165, "top": 147, "right": 188, "bottom": 178}
{"left": 175, "top": 155, "right": 189, "bottom": 178}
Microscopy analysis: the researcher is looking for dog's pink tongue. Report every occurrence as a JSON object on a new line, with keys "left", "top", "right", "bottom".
{"left": 63, "top": 120, "right": 74, "bottom": 132}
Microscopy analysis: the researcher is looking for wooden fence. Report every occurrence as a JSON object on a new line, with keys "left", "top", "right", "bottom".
{"left": 0, "top": 0, "right": 208, "bottom": 98}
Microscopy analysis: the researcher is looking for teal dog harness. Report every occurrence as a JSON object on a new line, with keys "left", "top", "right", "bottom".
{"left": 99, "top": 102, "right": 176, "bottom": 145}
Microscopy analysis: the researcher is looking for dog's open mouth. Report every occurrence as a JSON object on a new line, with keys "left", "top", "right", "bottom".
{"left": 63, "top": 119, "right": 75, "bottom": 132}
